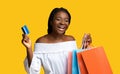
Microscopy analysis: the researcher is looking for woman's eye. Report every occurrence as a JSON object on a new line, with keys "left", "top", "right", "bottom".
{"left": 56, "top": 18, "right": 61, "bottom": 21}
{"left": 65, "top": 19, "right": 69, "bottom": 22}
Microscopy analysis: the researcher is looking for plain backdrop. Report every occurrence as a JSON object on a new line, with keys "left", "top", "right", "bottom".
{"left": 0, "top": 0, "right": 120, "bottom": 74}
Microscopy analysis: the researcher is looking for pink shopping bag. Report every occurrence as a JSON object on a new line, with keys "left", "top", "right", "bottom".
{"left": 68, "top": 51, "right": 72, "bottom": 74}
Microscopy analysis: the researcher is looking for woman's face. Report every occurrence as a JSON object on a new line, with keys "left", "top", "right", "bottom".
{"left": 51, "top": 11, "right": 70, "bottom": 35}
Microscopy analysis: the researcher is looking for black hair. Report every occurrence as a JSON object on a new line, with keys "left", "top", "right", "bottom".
{"left": 47, "top": 7, "right": 71, "bottom": 34}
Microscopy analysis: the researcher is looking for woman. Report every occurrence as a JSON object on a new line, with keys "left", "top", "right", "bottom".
{"left": 22, "top": 7, "right": 77, "bottom": 74}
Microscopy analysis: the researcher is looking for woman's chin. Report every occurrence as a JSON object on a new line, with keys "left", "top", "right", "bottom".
{"left": 56, "top": 30, "right": 65, "bottom": 34}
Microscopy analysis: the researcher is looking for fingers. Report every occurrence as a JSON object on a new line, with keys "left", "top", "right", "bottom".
{"left": 22, "top": 34, "right": 29, "bottom": 43}
{"left": 81, "top": 33, "right": 92, "bottom": 49}
{"left": 82, "top": 44, "right": 84, "bottom": 49}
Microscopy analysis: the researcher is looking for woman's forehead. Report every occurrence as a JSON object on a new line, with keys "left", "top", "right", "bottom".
{"left": 54, "top": 11, "right": 69, "bottom": 18}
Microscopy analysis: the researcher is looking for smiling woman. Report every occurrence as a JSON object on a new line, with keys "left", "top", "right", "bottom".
{"left": 22, "top": 7, "right": 77, "bottom": 74}
{"left": 51, "top": 11, "right": 69, "bottom": 34}
{"left": 48, "top": 7, "right": 71, "bottom": 35}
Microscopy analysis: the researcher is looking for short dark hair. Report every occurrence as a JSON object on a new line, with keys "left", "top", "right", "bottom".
{"left": 47, "top": 7, "right": 71, "bottom": 34}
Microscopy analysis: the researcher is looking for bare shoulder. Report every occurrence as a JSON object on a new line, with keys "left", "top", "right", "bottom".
{"left": 35, "top": 35, "right": 47, "bottom": 43}
{"left": 65, "top": 35, "right": 75, "bottom": 41}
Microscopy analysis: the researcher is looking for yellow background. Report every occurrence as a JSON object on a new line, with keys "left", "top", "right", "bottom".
{"left": 0, "top": 0, "right": 120, "bottom": 74}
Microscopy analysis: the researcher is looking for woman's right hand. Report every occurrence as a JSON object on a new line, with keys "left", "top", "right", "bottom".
{"left": 22, "top": 34, "right": 33, "bottom": 67}
{"left": 22, "top": 34, "right": 32, "bottom": 49}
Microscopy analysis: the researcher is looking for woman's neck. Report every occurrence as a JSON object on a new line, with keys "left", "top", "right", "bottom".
{"left": 48, "top": 33, "right": 65, "bottom": 40}
{"left": 49, "top": 33, "right": 64, "bottom": 39}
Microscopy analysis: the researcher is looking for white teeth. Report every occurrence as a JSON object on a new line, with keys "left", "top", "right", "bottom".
{"left": 60, "top": 26, "right": 64, "bottom": 29}
{"left": 59, "top": 28, "right": 64, "bottom": 31}
{"left": 57, "top": 27, "right": 65, "bottom": 31}
{"left": 58, "top": 26, "right": 65, "bottom": 29}
{"left": 57, "top": 25, "right": 66, "bottom": 31}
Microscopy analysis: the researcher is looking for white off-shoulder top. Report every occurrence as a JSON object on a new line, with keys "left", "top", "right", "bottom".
{"left": 24, "top": 41, "right": 77, "bottom": 74}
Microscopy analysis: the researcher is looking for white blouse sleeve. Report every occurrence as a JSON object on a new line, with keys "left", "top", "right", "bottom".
{"left": 24, "top": 57, "right": 30, "bottom": 74}
{"left": 24, "top": 54, "right": 42, "bottom": 74}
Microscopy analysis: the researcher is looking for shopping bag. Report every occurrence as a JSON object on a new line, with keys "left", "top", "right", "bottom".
{"left": 77, "top": 50, "right": 88, "bottom": 74}
{"left": 72, "top": 50, "right": 80, "bottom": 74}
{"left": 68, "top": 52, "right": 72, "bottom": 74}
{"left": 68, "top": 50, "right": 81, "bottom": 74}
{"left": 77, "top": 47, "right": 113, "bottom": 74}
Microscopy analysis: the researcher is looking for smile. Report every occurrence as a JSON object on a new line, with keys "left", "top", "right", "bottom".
{"left": 57, "top": 25, "right": 66, "bottom": 31}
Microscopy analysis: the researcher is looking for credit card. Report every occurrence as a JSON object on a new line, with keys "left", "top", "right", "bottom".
{"left": 21, "top": 25, "right": 30, "bottom": 34}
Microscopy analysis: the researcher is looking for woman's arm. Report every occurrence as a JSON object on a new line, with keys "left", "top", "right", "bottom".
{"left": 22, "top": 34, "right": 33, "bottom": 67}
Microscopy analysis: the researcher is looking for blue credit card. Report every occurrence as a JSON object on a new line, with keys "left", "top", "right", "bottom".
{"left": 21, "top": 25, "right": 30, "bottom": 34}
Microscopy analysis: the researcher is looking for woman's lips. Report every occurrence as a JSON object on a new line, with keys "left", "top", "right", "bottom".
{"left": 57, "top": 25, "right": 66, "bottom": 31}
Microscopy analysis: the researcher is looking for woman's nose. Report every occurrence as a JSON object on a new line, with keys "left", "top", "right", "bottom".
{"left": 60, "top": 20, "right": 65, "bottom": 24}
